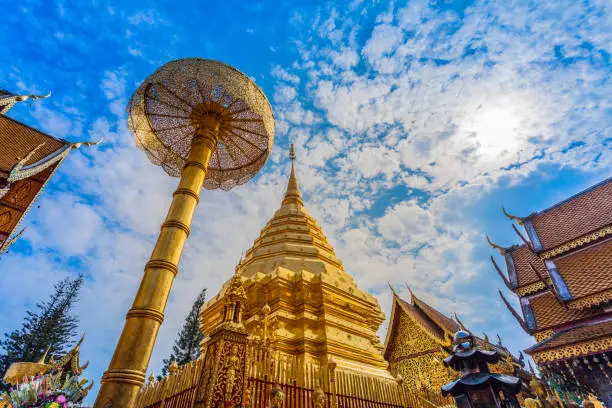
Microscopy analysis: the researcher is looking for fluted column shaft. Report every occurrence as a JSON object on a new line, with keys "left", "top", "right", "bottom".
{"left": 94, "top": 124, "right": 219, "bottom": 408}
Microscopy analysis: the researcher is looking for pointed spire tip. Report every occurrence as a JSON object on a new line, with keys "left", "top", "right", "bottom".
{"left": 282, "top": 144, "right": 303, "bottom": 206}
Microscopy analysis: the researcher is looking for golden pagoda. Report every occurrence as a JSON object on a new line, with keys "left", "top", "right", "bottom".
{"left": 200, "top": 145, "right": 393, "bottom": 385}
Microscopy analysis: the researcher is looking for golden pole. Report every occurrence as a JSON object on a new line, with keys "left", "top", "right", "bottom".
{"left": 94, "top": 122, "right": 220, "bottom": 408}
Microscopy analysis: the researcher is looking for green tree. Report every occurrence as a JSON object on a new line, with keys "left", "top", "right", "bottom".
{"left": 0, "top": 274, "right": 84, "bottom": 391}
{"left": 160, "top": 288, "right": 207, "bottom": 377}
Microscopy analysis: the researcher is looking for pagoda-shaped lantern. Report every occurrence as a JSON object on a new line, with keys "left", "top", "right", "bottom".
{"left": 94, "top": 59, "right": 274, "bottom": 408}
{"left": 442, "top": 331, "right": 522, "bottom": 408}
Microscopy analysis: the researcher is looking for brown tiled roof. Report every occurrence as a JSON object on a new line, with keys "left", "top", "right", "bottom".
{"left": 555, "top": 239, "right": 612, "bottom": 301}
{"left": 411, "top": 294, "right": 460, "bottom": 335}
{"left": 529, "top": 292, "right": 593, "bottom": 330}
{"left": 526, "top": 318, "right": 612, "bottom": 353}
{"left": 509, "top": 245, "right": 549, "bottom": 288}
{"left": 0, "top": 115, "right": 67, "bottom": 173}
{"left": 0, "top": 116, "right": 69, "bottom": 250}
{"left": 529, "top": 178, "right": 612, "bottom": 251}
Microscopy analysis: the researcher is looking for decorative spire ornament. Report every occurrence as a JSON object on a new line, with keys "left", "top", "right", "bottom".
{"left": 94, "top": 58, "right": 274, "bottom": 408}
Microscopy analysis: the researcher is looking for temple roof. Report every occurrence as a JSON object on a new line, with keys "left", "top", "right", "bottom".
{"left": 385, "top": 289, "right": 526, "bottom": 367}
{"left": 0, "top": 115, "right": 70, "bottom": 176}
{"left": 555, "top": 238, "right": 612, "bottom": 307}
{"left": 504, "top": 245, "right": 549, "bottom": 290}
{"left": 384, "top": 288, "right": 458, "bottom": 356}
{"left": 0, "top": 115, "right": 72, "bottom": 254}
{"left": 527, "top": 291, "right": 594, "bottom": 331}
{"left": 524, "top": 177, "right": 612, "bottom": 252}
{"left": 525, "top": 318, "right": 612, "bottom": 360}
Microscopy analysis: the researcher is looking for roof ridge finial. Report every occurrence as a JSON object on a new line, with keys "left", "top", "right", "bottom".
{"left": 388, "top": 282, "right": 399, "bottom": 297}
{"left": 0, "top": 89, "right": 51, "bottom": 115}
{"left": 502, "top": 207, "right": 524, "bottom": 226}
{"left": 404, "top": 283, "right": 416, "bottom": 303}
{"left": 486, "top": 235, "right": 507, "bottom": 256}
{"left": 282, "top": 143, "right": 303, "bottom": 206}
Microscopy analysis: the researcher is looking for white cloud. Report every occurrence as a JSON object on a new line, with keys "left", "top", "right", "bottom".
{"left": 128, "top": 9, "right": 166, "bottom": 26}
{"left": 377, "top": 201, "right": 435, "bottom": 250}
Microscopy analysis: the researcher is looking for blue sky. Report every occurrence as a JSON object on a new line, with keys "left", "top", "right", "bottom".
{"left": 1, "top": 0, "right": 611, "bottom": 401}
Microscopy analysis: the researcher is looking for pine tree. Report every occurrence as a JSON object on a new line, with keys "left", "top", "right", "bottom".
{"left": 0, "top": 274, "right": 83, "bottom": 391}
{"left": 160, "top": 288, "right": 207, "bottom": 377}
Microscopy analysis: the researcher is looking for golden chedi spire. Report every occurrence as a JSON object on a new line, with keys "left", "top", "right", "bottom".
{"left": 201, "top": 145, "right": 392, "bottom": 387}
{"left": 282, "top": 144, "right": 304, "bottom": 206}
{"left": 237, "top": 144, "right": 345, "bottom": 277}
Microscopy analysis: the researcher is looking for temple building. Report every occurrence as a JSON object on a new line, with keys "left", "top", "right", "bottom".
{"left": 384, "top": 287, "right": 529, "bottom": 399}
{"left": 0, "top": 89, "right": 97, "bottom": 256}
{"left": 489, "top": 178, "right": 612, "bottom": 405}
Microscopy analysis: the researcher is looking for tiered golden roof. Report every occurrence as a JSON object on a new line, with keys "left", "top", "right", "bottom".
{"left": 201, "top": 145, "right": 391, "bottom": 384}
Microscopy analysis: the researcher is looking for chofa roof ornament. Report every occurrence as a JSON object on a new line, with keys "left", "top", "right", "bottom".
{"left": 0, "top": 89, "right": 51, "bottom": 115}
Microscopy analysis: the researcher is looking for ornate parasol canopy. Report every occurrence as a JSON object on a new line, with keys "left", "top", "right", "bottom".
{"left": 127, "top": 58, "right": 275, "bottom": 190}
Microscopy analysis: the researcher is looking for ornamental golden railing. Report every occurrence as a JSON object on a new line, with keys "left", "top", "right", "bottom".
{"left": 135, "top": 359, "right": 203, "bottom": 408}
{"left": 135, "top": 344, "right": 454, "bottom": 408}
{"left": 243, "top": 342, "right": 407, "bottom": 408}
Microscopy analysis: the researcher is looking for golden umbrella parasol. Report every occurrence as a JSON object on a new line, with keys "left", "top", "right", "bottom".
{"left": 94, "top": 58, "right": 274, "bottom": 408}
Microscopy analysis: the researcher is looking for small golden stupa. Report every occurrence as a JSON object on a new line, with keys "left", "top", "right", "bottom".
{"left": 200, "top": 145, "right": 393, "bottom": 386}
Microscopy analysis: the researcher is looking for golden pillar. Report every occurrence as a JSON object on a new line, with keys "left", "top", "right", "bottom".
{"left": 94, "top": 59, "right": 274, "bottom": 408}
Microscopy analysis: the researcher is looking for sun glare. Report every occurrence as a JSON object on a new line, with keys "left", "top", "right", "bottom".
{"left": 463, "top": 106, "right": 524, "bottom": 159}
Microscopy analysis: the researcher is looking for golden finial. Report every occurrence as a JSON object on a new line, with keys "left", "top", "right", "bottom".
{"left": 282, "top": 144, "right": 303, "bottom": 206}
{"left": 486, "top": 235, "right": 506, "bottom": 255}
{"left": 502, "top": 207, "right": 524, "bottom": 226}
{"left": 168, "top": 360, "right": 178, "bottom": 375}
{"left": 289, "top": 143, "right": 296, "bottom": 162}
{"left": 148, "top": 373, "right": 155, "bottom": 383}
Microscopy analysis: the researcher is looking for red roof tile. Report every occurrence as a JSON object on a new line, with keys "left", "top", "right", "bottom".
{"left": 529, "top": 292, "right": 594, "bottom": 330}
{"left": 529, "top": 179, "right": 612, "bottom": 251}
{"left": 509, "top": 245, "right": 549, "bottom": 288}
{"left": 555, "top": 239, "right": 612, "bottom": 301}
{"left": 0, "top": 115, "right": 67, "bottom": 173}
